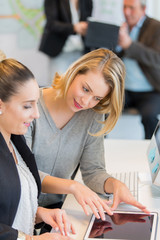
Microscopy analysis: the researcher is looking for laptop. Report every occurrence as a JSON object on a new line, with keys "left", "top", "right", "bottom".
{"left": 85, "top": 18, "right": 120, "bottom": 51}
{"left": 109, "top": 120, "right": 160, "bottom": 202}
{"left": 147, "top": 120, "right": 160, "bottom": 187}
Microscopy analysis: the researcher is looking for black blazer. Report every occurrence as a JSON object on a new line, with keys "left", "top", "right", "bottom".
{"left": 39, "top": 0, "right": 93, "bottom": 57}
{"left": 0, "top": 133, "right": 41, "bottom": 240}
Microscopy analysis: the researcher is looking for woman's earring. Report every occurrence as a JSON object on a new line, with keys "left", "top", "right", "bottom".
{"left": 0, "top": 110, "right": 2, "bottom": 115}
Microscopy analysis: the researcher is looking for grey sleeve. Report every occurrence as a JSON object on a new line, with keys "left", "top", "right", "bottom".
{"left": 80, "top": 115, "right": 111, "bottom": 195}
{"left": 38, "top": 170, "right": 50, "bottom": 195}
{"left": 38, "top": 170, "right": 49, "bottom": 183}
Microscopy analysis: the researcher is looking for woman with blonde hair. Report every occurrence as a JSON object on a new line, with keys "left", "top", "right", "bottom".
{"left": 52, "top": 48, "right": 124, "bottom": 136}
{"left": 25, "top": 48, "right": 148, "bottom": 226}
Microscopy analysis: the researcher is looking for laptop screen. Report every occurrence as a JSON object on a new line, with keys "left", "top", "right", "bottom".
{"left": 155, "top": 122, "right": 160, "bottom": 154}
{"left": 147, "top": 121, "right": 160, "bottom": 186}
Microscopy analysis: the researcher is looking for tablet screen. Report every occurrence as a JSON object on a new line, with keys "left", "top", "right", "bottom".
{"left": 84, "top": 211, "right": 158, "bottom": 240}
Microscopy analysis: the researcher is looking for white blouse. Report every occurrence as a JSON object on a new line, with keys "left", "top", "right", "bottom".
{"left": 62, "top": 0, "right": 84, "bottom": 52}
{"left": 11, "top": 142, "right": 38, "bottom": 235}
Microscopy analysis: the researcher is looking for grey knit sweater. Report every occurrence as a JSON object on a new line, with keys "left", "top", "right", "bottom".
{"left": 25, "top": 89, "right": 110, "bottom": 206}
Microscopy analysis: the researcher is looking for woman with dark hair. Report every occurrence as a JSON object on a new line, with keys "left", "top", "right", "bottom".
{"left": 0, "top": 52, "right": 74, "bottom": 240}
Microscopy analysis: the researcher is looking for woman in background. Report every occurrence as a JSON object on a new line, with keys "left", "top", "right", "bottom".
{"left": 39, "top": 0, "right": 92, "bottom": 85}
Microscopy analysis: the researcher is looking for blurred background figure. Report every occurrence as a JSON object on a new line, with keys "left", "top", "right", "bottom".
{"left": 39, "top": 0, "right": 93, "bottom": 85}
{"left": 115, "top": 0, "right": 160, "bottom": 139}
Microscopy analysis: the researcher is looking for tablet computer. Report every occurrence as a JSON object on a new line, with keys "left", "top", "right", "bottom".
{"left": 85, "top": 19, "right": 119, "bottom": 51}
{"left": 84, "top": 210, "right": 158, "bottom": 240}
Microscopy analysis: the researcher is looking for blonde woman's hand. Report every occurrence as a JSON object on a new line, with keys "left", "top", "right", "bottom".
{"left": 70, "top": 181, "right": 113, "bottom": 220}
{"left": 105, "top": 178, "right": 150, "bottom": 214}
{"left": 36, "top": 207, "right": 76, "bottom": 237}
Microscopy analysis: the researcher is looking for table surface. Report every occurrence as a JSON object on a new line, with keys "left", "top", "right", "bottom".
{"left": 61, "top": 139, "right": 160, "bottom": 239}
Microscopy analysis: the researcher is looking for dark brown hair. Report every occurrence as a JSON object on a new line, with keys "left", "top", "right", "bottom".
{"left": 0, "top": 58, "right": 35, "bottom": 102}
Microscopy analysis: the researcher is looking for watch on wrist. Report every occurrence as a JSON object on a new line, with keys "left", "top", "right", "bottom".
{"left": 17, "top": 231, "right": 26, "bottom": 240}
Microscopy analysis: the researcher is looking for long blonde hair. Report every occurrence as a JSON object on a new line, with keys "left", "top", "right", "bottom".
{"left": 52, "top": 48, "right": 125, "bottom": 136}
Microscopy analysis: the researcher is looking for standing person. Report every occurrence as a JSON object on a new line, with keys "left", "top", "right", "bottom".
{"left": 116, "top": 0, "right": 160, "bottom": 139}
{"left": 25, "top": 48, "right": 148, "bottom": 217}
{"left": 0, "top": 53, "right": 75, "bottom": 240}
{"left": 39, "top": 0, "right": 92, "bottom": 85}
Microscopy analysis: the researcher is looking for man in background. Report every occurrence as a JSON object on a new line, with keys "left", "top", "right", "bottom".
{"left": 116, "top": 0, "right": 160, "bottom": 139}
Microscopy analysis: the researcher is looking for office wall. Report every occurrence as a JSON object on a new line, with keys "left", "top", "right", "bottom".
{"left": 0, "top": 0, "right": 49, "bottom": 86}
{"left": 92, "top": 0, "right": 124, "bottom": 25}
{"left": 92, "top": 0, "right": 160, "bottom": 22}
{"left": 0, "top": 0, "right": 159, "bottom": 87}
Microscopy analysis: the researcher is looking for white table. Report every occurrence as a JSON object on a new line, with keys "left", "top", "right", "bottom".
{"left": 62, "top": 139, "right": 160, "bottom": 239}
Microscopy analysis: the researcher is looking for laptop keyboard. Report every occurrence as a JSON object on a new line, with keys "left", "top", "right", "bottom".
{"left": 110, "top": 171, "right": 139, "bottom": 201}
